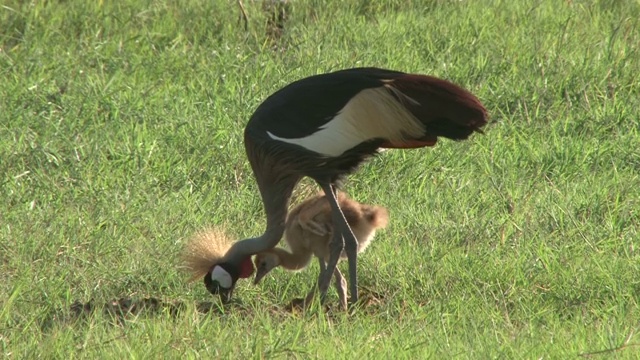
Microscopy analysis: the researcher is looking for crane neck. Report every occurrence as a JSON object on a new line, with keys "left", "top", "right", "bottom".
{"left": 223, "top": 165, "right": 301, "bottom": 263}
{"left": 224, "top": 198, "right": 287, "bottom": 261}
{"left": 270, "top": 246, "right": 313, "bottom": 271}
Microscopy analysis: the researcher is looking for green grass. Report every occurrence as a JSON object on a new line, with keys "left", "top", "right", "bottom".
{"left": 2, "top": 0, "right": 640, "bottom": 358}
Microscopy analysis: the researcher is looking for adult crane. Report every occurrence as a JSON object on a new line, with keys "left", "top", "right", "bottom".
{"left": 204, "top": 67, "right": 488, "bottom": 306}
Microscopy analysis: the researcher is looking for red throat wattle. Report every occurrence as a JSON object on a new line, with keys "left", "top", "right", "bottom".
{"left": 239, "top": 257, "right": 254, "bottom": 278}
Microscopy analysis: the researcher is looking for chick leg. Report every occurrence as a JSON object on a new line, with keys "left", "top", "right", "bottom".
{"left": 333, "top": 266, "right": 348, "bottom": 311}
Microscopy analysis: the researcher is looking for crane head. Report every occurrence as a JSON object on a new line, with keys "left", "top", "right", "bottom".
{"left": 203, "top": 257, "right": 254, "bottom": 303}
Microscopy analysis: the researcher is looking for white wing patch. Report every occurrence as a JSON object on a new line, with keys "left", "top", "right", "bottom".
{"left": 267, "top": 85, "right": 425, "bottom": 157}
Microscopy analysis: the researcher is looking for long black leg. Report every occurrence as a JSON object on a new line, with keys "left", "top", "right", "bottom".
{"left": 317, "top": 182, "right": 360, "bottom": 307}
{"left": 315, "top": 183, "right": 343, "bottom": 304}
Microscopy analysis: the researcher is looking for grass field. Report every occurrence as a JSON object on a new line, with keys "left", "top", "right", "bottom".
{"left": 2, "top": 0, "right": 640, "bottom": 358}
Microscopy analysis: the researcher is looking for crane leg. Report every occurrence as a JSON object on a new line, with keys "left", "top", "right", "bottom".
{"left": 317, "top": 182, "right": 360, "bottom": 307}
{"left": 305, "top": 258, "right": 347, "bottom": 311}
{"left": 298, "top": 258, "right": 326, "bottom": 309}
{"left": 317, "top": 227, "right": 343, "bottom": 304}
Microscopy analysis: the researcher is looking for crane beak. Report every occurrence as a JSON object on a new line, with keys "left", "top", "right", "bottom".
{"left": 218, "top": 286, "right": 234, "bottom": 304}
{"left": 204, "top": 277, "right": 235, "bottom": 303}
{"left": 204, "top": 265, "right": 237, "bottom": 304}
{"left": 204, "top": 276, "right": 235, "bottom": 303}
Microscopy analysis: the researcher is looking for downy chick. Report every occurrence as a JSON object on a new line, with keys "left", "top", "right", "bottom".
{"left": 253, "top": 191, "right": 388, "bottom": 310}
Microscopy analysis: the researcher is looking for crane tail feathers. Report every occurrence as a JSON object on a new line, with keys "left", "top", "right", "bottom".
{"left": 384, "top": 74, "right": 488, "bottom": 144}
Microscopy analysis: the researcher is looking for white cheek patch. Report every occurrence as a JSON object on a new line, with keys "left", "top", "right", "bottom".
{"left": 211, "top": 266, "right": 233, "bottom": 289}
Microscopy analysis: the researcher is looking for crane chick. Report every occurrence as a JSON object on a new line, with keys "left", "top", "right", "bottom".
{"left": 253, "top": 192, "right": 389, "bottom": 310}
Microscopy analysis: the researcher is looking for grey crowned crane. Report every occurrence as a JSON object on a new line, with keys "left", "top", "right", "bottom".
{"left": 204, "top": 67, "right": 488, "bottom": 307}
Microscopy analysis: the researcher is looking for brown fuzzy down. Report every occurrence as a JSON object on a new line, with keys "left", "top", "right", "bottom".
{"left": 362, "top": 205, "right": 389, "bottom": 229}
{"left": 180, "top": 227, "right": 234, "bottom": 282}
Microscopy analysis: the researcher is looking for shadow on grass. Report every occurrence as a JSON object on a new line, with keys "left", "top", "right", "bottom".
{"left": 40, "top": 287, "right": 387, "bottom": 330}
{"left": 281, "top": 286, "right": 387, "bottom": 315}
{"left": 40, "top": 296, "right": 236, "bottom": 331}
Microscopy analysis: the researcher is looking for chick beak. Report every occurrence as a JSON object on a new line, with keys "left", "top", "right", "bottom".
{"left": 253, "top": 268, "right": 267, "bottom": 285}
